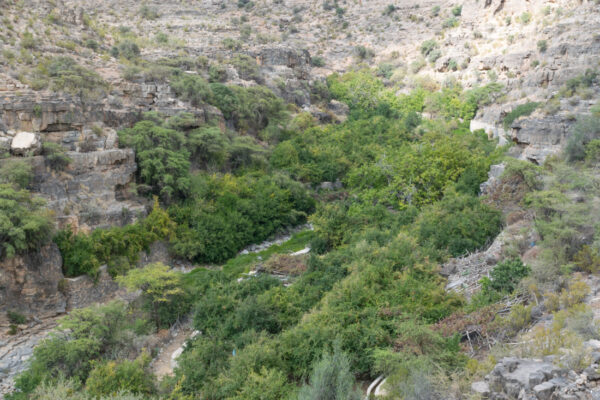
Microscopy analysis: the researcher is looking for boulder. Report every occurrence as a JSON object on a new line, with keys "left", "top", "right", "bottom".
{"left": 471, "top": 381, "right": 490, "bottom": 397}
{"left": 533, "top": 381, "right": 556, "bottom": 400}
{"left": 10, "top": 132, "right": 40, "bottom": 156}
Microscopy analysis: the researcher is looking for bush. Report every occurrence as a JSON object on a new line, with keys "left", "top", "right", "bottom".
{"left": 520, "top": 12, "right": 532, "bottom": 24}
{"left": 12, "top": 301, "right": 130, "bottom": 396}
{"left": 585, "top": 139, "right": 600, "bottom": 163}
{"left": 537, "top": 40, "right": 548, "bottom": 53}
{"left": 222, "top": 37, "right": 242, "bottom": 50}
{"left": 114, "top": 40, "right": 140, "bottom": 60}
{"left": 32, "top": 57, "right": 107, "bottom": 99}
{"left": 0, "top": 184, "right": 53, "bottom": 259}
{"left": 383, "top": 4, "right": 397, "bottom": 15}
{"left": 417, "top": 190, "right": 503, "bottom": 257}
{"left": 7, "top": 310, "right": 26, "bottom": 324}
{"left": 298, "top": 343, "right": 362, "bottom": 400}
{"left": 21, "top": 31, "right": 36, "bottom": 49}
{"left": 229, "top": 54, "right": 261, "bottom": 81}
{"left": 139, "top": 4, "right": 159, "bottom": 19}
{"left": 503, "top": 102, "right": 540, "bottom": 129}
{"left": 451, "top": 5, "right": 462, "bottom": 16}
{"left": 573, "top": 245, "right": 600, "bottom": 273}
{"left": 117, "top": 263, "right": 190, "bottom": 329}
{"left": 86, "top": 353, "right": 154, "bottom": 397}
{"left": 170, "top": 73, "right": 213, "bottom": 107}
{"left": 42, "top": 142, "right": 72, "bottom": 171}
{"left": 312, "top": 56, "right": 325, "bottom": 67}
{"left": 0, "top": 159, "right": 33, "bottom": 189}
{"left": 481, "top": 258, "right": 530, "bottom": 295}
{"left": 118, "top": 120, "right": 191, "bottom": 201}
{"left": 442, "top": 17, "right": 459, "bottom": 28}
{"left": 565, "top": 115, "right": 600, "bottom": 162}
{"left": 354, "top": 45, "right": 374, "bottom": 59}
{"left": 55, "top": 198, "right": 175, "bottom": 277}
{"left": 420, "top": 40, "right": 438, "bottom": 58}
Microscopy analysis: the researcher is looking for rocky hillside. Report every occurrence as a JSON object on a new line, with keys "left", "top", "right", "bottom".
{"left": 1, "top": 0, "right": 600, "bottom": 398}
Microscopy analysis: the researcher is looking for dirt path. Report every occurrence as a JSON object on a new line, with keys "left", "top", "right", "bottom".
{"left": 151, "top": 325, "right": 194, "bottom": 379}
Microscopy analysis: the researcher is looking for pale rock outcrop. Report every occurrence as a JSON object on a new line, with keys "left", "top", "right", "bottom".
{"left": 10, "top": 132, "right": 40, "bottom": 156}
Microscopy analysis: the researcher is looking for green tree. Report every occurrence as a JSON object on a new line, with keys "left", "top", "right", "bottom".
{"left": 0, "top": 159, "right": 33, "bottom": 189}
{"left": 117, "top": 263, "right": 188, "bottom": 329}
{"left": 118, "top": 120, "right": 191, "bottom": 202}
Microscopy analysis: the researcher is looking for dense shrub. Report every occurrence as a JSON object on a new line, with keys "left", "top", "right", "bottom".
{"left": 170, "top": 73, "right": 213, "bottom": 107}
{"left": 311, "top": 56, "right": 325, "bottom": 67}
{"left": 503, "top": 102, "right": 540, "bottom": 129}
{"left": 55, "top": 198, "right": 175, "bottom": 277}
{"left": 85, "top": 354, "right": 154, "bottom": 397}
{"left": 481, "top": 258, "right": 530, "bottom": 295}
{"left": 565, "top": 115, "right": 600, "bottom": 162}
{"left": 0, "top": 159, "right": 33, "bottom": 189}
{"left": 229, "top": 54, "right": 261, "bottom": 81}
{"left": 417, "top": 190, "right": 503, "bottom": 257}
{"left": 118, "top": 120, "right": 191, "bottom": 201}
{"left": 297, "top": 344, "right": 361, "bottom": 400}
{"left": 117, "top": 263, "right": 190, "bottom": 329}
{"left": 11, "top": 301, "right": 130, "bottom": 396}
{"left": 42, "top": 142, "right": 72, "bottom": 171}
{"left": 31, "top": 57, "right": 107, "bottom": 99}
{"left": 0, "top": 184, "right": 53, "bottom": 259}
{"left": 170, "top": 173, "right": 315, "bottom": 263}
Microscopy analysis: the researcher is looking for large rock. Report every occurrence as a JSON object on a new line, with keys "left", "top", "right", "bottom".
{"left": 64, "top": 265, "right": 135, "bottom": 310}
{"left": 10, "top": 132, "right": 40, "bottom": 156}
{"left": 25, "top": 149, "right": 146, "bottom": 230}
{"left": 0, "top": 243, "right": 66, "bottom": 321}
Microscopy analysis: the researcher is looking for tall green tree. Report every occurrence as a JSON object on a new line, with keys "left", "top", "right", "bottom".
{"left": 117, "top": 263, "right": 188, "bottom": 329}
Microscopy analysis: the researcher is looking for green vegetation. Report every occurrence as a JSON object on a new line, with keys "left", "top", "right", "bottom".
{"left": 298, "top": 343, "right": 361, "bottom": 400}
{"left": 503, "top": 102, "right": 540, "bottom": 129}
{"left": 25, "top": 57, "right": 108, "bottom": 99}
{"left": 55, "top": 198, "right": 175, "bottom": 278}
{"left": 481, "top": 259, "right": 530, "bottom": 297}
{"left": 42, "top": 142, "right": 72, "bottom": 171}
{"left": 8, "top": 301, "right": 156, "bottom": 399}
{"left": 311, "top": 56, "right": 325, "bottom": 67}
{"left": 420, "top": 39, "right": 441, "bottom": 63}
{"left": 11, "top": 68, "right": 508, "bottom": 399}
{"left": 565, "top": 114, "right": 600, "bottom": 162}
{"left": 520, "top": 11, "right": 532, "bottom": 24}
{"left": 117, "top": 263, "right": 190, "bottom": 329}
{"left": 7, "top": 310, "right": 27, "bottom": 324}
{"left": 0, "top": 183, "right": 53, "bottom": 260}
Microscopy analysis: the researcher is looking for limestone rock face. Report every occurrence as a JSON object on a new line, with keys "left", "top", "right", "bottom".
{"left": 64, "top": 265, "right": 136, "bottom": 310}
{"left": 0, "top": 244, "right": 66, "bottom": 321}
{"left": 27, "top": 148, "right": 146, "bottom": 231}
